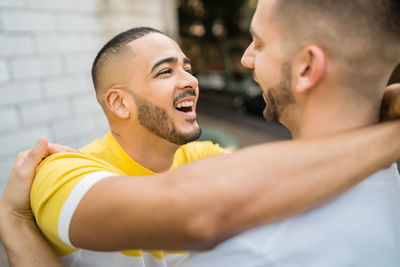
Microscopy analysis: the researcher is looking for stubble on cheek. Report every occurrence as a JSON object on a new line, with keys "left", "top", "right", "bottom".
{"left": 263, "top": 62, "right": 294, "bottom": 122}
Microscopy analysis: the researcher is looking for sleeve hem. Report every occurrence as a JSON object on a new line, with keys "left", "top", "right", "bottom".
{"left": 58, "top": 171, "right": 118, "bottom": 247}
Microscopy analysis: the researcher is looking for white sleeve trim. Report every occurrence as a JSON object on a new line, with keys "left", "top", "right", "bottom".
{"left": 58, "top": 171, "right": 118, "bottom": 248}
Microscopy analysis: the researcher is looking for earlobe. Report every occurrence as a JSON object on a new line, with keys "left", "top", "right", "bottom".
{"left": 104, "top": 89, "right": 130, "bottom": 119}
{"left": 295, "top": 45, "right": 325, "bottom": 93}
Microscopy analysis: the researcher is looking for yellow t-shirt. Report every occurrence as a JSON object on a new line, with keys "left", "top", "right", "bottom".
{"left": 31, "top": 132, "right": 225, "bottom": 267}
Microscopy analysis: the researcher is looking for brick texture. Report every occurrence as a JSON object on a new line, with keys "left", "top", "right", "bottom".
{"left": 0, "top": 0, "right": 178, "bottom": 198}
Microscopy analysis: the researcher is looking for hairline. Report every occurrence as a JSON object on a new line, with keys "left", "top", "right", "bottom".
{"left": 92, "top": 28, "right": 164, "bottom": 95}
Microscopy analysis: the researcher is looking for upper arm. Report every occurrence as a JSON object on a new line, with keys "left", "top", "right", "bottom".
{"left": 31, "top": 149, "right": 222, "bottom": 252}
{"left": 68, "top": 173, "right": 186, "bottom": 250}
{"left": 31, "top": 153, "right": 121, "bottom": 255}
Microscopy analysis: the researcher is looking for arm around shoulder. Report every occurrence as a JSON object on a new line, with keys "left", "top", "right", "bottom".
{"left": 70, "top": 120, "right": 400, "bottom": 251}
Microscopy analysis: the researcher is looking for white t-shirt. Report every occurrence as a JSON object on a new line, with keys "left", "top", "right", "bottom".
{"left": 184, "top": 164, "right": 400, "bottom": 267}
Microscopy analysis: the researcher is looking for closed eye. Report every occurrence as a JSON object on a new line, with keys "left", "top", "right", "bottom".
{"left": 155, "top": 69, "right": 172, "bottom": 78}
{"left": 253, "top": 42, "right": 262, "bottom": 51}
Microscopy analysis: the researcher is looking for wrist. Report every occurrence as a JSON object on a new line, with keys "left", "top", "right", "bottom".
{"left": 0, "top": 200, "right": 36, "bottom": 243}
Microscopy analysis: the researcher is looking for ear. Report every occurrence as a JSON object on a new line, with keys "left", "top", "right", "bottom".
{"left": 104, "top": 88, "right": 131, "bottom": 119}
{"left": 293, "top": 45, "right": 325, "bottom": 93}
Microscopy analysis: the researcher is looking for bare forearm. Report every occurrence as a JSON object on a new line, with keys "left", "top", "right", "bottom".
{"left": 0, "top": 207, "right": 62, "bottom": 267}
{"left": 169, "top": 120, "right": 400, "bottom": 247}
{"left": 71, "top": 120, "right": 400, "bottom": 250}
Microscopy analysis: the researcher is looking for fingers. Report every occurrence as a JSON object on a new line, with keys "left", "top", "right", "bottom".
{"left": 390, "top": 84, "right": 400, "bottom": 116}
{"left": 48, "top": 143, "right": 78, "bottom": 154}
{"left": 387, "top": 84, "right": 400, "bottom": 119}
{"left": 14, "top": 150, "right": 31, "bottom": 169}
{"left": 12, "top": 137, "right": 77, "bottom": 180}
{"left": 386, "top": 83, "right": 400, "bottom": 91}
{"left": 382, "top": 83, "right": 400, "bottom": 121}
{"left": 18, "top": 137, "right": 49, "bottom": 178}
{"left": 28, "top": 137, "right": 49, "bottom": 166}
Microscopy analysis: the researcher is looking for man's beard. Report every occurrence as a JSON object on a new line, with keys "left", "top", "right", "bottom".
{"left": 133, "top": 93, "right": 201, "bottom": 145}
{"left": 263, "top": 62, "right": 295, "bottom": 122}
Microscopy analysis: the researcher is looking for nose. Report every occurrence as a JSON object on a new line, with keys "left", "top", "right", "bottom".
{"left": 177, "top": 69, "right": 199, "bottom": 90}
{"left": 241, "top": 42, "right": 255, "bottom": 69}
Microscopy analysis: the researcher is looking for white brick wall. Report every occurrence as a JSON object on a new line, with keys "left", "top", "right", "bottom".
{"left": 2, "top": 11, "right": 57, "bottom": 31}
{"left": 0, "top": 35, "right": 33, "bottom": 56}
{"left": 26, "top": 0, "right": 97, "bottom": 12}
{"left": 43, "top": 75, "right": 90, "bottom": 97}
{"left": 33, "top": 34, "right": 84, "bottom": 54}
{"left": 0, "top": 81, "right": 42, "bottom": 105}
{"left": 0, "top": 59, "right": 9, "bottom": 81}
{"left": 0, "top": 125, "right": 52, "bottom": 156}
{"left": 20, "top": 99, "right": 70, "bottom": 125}
{"left": 11, "top": 56, "right": 64, "bottom": 79}
{"left": 0, "top": 0, "right": 24, "bottom": 8}
{"left": 0, "top": 107, "right": 18, "bottom": 131}
{"left": 0, "top": 0, "right": 178, "bottom": 198}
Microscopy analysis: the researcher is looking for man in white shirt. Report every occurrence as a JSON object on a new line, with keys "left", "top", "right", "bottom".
{"left": 183, "top": 0, "right": 400, "bottom": 266}
{"left": 2, "top": 0, "right": 400, "bottom": 266}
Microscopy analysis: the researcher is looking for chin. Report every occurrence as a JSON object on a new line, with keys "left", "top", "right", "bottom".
{"left": 182, "top": 125, "right": 202, "bottom": 142}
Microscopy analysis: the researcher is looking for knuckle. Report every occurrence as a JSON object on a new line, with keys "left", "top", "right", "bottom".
{"left": 14, "top": 168, "right": 25, "bottom": 178}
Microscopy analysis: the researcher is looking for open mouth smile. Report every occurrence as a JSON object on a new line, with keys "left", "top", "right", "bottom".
{"left": 174, "top": 97, "right": 196, "bottom": 120}
{"left": 175, "top": 100, "right": 194, "bottom": 113}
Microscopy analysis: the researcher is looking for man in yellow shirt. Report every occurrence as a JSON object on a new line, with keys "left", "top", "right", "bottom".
{"left": 4, "top": 26, "right": 400, "bottom": 267}
{"left": 31, "top": 27, "right": 230, "bottom": 266}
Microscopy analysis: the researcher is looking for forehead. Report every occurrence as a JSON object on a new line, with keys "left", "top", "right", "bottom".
{"left": 252, "top": 0, "right": 276, "bottom": 35}
{"left": 126, "top": 33, "right": 186, "bottom": 68}
{"left": 250, "top": 0, "right": 279, "bottom": 41}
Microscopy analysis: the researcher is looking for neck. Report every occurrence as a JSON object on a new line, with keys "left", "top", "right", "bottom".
{"left": 289, "top": 84, "right": 384, "bottom": 139}
{"left": 111, "top": 124, "right": 180, "bottom": 173}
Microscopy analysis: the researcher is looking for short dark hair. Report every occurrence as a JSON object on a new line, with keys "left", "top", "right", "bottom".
{"left": 272, "top": 0, "right": 400, "bottom": 88}
{"left": 273, "top": 0, "right": 400, "bottom": 49}
{"left": 91, "top": 27, "right": 163, "bottom": 93}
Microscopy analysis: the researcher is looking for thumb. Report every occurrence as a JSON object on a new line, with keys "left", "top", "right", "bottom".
{"left": 22, "top": 137, "right": 49, "bottom": 175}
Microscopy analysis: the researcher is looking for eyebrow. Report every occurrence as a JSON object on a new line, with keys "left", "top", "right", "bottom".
{"left": 250, "top": 27, "right": 261, "bottom": 39}
{"left": 150, "top": 57, "right": 191, "bottom": 73}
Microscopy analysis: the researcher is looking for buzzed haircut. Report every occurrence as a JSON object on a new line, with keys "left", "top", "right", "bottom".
{"left": 272, "top": 0, "right": 400, "bottom": 88}
{"left": 91, "top": 27, "right": 163, "bottom": 94}
{"left": 273, "top": 0, "right": 400, "bottom": 52}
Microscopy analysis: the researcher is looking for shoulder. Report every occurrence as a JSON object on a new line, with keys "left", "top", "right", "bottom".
{"left": 31, "top": 152, "right": 122, "bottom": 223}
{"left": 34, "top": 152, "right": 122, "bottom": 184}
{"left": 178, "top": 141, "right": 227, "bottom": 156}
{"left": 31, "top": 153, "right": 122, "bottom": 256}
{"left": 79, "top": 138, "right": 107, "bottom": 156}
{"left": 32, "top": 152, "right": 122, "bottom": 206}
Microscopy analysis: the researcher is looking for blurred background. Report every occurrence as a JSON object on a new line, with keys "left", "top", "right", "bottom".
{"left": 0, "top": 0, "right": 399, "bottom": 265}
{"left": 0, "top": 0, "right": 294, "bottom": 197}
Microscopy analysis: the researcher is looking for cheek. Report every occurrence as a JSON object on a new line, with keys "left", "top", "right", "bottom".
{"left": 145, "top": 83, "right": 174, "bottom": 103}
{"left": 254, "top": 55, "right": 271, "bottom": 87}
{"left": 256, "top": 51, "right": 282, "bottom": 81}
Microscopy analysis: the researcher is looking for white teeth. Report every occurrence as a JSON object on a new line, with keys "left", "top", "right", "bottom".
{"left": 176, "top": 101, "right": 194, "bottom": 108}
{"left": 183, "top": 101, "right": 193, "bottom": 107}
